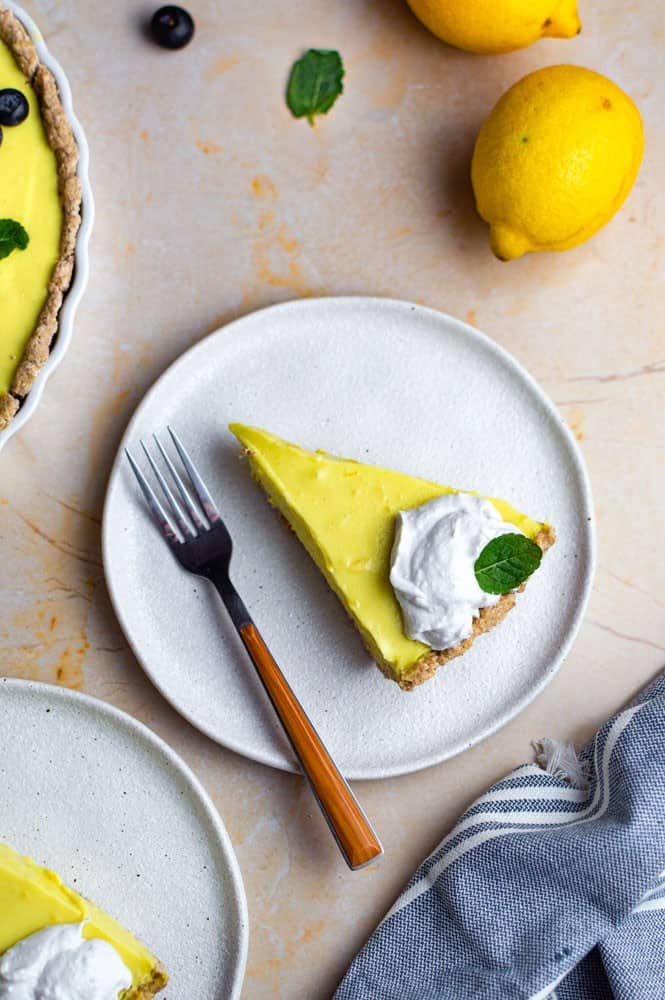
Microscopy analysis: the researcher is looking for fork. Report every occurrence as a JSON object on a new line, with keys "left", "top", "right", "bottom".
{"left": 125, "top": 427, "right": 383, "bottom": 870}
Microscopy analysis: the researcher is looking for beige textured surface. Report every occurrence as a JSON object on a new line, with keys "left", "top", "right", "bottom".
{"left": 0, "top": 2, "right": 664, "bottom": 997}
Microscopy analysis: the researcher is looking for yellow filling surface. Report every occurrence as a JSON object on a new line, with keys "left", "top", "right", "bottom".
{"left": 231, "top": 424, "right": 550, "bottom": 678}
{"left": 0, "top": 38, "right": 62, "bottom": 395}
{"left": 0, "top": 842, "right": 158, "bottom": 989}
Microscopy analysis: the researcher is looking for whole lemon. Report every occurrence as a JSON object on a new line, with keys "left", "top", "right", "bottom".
{"left": 471, "top": 66, "right": 644, "bottom": 260}
{"left": 406, "top": 0, "right": 581, "bottom": 54}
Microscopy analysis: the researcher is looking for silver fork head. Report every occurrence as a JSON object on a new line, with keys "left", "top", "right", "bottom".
{"left": 125, "top": 428, "right": 233, "bottom": 572}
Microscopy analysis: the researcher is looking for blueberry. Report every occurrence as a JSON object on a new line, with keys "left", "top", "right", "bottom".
{"left": 150, "top": 6, "right": 195, "bottom": 49}
{"left": 0, "top": 89, "right": 29, "bottom": 126}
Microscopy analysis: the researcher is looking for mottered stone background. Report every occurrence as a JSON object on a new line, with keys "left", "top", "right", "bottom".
{"left": 1, "top": 1, "right": 664, "bottom": 997}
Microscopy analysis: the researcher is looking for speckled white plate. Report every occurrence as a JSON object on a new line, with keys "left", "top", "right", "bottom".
{"left": 0, "top": 678, "right": 248, "bottom": 999}
{"left": 103, "top": 297, "right": 595, "bottom": 780}
{"left": 0, "top": 1, "right": 94, "bottom": 453}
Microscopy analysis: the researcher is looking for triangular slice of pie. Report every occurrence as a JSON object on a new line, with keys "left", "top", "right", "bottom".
{"left": 230, "top": 424, "right": 555, "bottom": 690}
{"left": 0, "top": 841, "right": 167, "bottom": 997}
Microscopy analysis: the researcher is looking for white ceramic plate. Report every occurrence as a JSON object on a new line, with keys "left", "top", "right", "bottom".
{"left": 0, "top": 678, "right": 248, "bottom": 999}
{"left": 0, "top": 1, "right": 94, "bottom": 453}
{"left": 103, "top": 297, "right": 595, "bottom": 779}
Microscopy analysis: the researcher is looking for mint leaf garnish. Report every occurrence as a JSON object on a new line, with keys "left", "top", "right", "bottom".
{"left": 474, "top": 533, "right": 542, "bottom": 595}
{"left": 0, "top": 218, "right": 29, "bottom": 260}
{"left": 286, "top": 49, "right": 344, "bottom": 124}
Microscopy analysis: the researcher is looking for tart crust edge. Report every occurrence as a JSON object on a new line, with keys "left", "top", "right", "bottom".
{"left": 127, "top": 964, "right": 169, "bottom": 999}
{"left": 393, "top": 525, "right": 557, "bottom": 690}
{"left": 0, "top": 6, "right": 82, "bottom": 429}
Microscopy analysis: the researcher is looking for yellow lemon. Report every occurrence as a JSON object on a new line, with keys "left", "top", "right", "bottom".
{"left": 406, "top": 0, "right": 581, "bottom": 54}
{"left": 471, "top": 65, "right": 644, "bottom": 260}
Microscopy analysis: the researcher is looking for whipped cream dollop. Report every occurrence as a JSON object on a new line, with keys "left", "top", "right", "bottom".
{"left": 390, "top": 493, "right": 520, "bottom": 650}
{"left": 0, "top": 922, "right": 132, "bottom": 1000}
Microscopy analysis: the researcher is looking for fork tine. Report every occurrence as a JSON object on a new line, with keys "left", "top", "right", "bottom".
{"left": 125, "top": 448, "right": 180, "bottom": 547}
{"left": 153, "top": 433, "right": 207, "bottom": 532}
{"left": 167, "top": 426, "right": 220, "bottom": 523}
{"left": 140, "top": 440, "right": 196, "bottom": 539}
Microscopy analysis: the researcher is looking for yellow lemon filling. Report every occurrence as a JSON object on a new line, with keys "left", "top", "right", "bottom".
{"left": 0, "top": 842, "right": 161, "bottom": 992}
{"left": 230, "top": 424, "right": 550, "bottom": 679}
{"left": 0, "top": 37, "right": 62, "bottom": 395}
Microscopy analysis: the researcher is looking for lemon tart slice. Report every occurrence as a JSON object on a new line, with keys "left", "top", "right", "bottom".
{"left": 0, "top": 841, "right": 167, "bottom": 997}
{"left": 0, "top": 6, "right": 81, "bottom": 430}
{"left": 231, "top": 424, "right": 555, "bottom": 690}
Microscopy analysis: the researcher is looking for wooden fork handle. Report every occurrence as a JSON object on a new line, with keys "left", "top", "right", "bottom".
{"left": 239, "top": 623, "right": 383, "bottom": 870}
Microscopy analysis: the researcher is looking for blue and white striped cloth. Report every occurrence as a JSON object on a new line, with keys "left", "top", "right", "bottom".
{"left": 335, "top": 672, "right": 665, "bottom": 999}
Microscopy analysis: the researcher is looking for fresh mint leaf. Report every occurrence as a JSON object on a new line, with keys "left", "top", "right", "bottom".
{"left": 474, "top": 533, "right": 542, "bottom": 595}
{"left": 0, "top": 218, "right": 29, "bottom": 261}
{"left": 286, "top": 49, "right": 344, "bottom": 124}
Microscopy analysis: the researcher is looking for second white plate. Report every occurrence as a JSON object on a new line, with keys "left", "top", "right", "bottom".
{"left": 0, "top": 679, "right": 248, "bottom": 999}
{"left": 103, "top": 297, "right": 595, "bottom": 779}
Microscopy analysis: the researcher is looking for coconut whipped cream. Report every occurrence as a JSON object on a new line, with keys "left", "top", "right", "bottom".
{"left": 0, "top": 922, "right": 132, "bottom": 1000}
{"left": 390, "top": 493, "right": 520, "bottom": 650}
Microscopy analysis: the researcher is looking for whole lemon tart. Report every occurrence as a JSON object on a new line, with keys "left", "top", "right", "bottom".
{"left": 231, "top": 424, "right": 555, "bottom": 690}
{"left": 0, "top": 841, "right": 167, "bottom": 997}
{"left": 0, "top": 5, "right": 81, "bottom": 430}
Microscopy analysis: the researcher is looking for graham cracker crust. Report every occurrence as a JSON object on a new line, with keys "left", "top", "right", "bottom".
{"left": 240, "top": 445, "right": 557, "bottom": 692}
{"left": 128, "top": 965, "right": 169, "bottom": 998}
{"left": 0, "top": 5, "right": 82, "bottom": 429}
